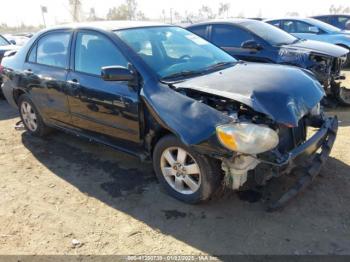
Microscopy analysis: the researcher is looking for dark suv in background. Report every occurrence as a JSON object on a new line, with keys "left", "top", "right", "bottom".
{"left": 187, "top": 19, "right": 350, "bottom": 105}
{"left": 313, "top": 15, "right": 350, "bottom": 30}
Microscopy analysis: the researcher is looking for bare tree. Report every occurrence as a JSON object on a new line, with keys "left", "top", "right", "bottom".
{"left": 329, "top": 5, "right": 350, "bottom": 14}
{"left": 218, "top": 2, "right": 230, "bottom": 18}
{"left": 126, "top": 0, "right": 137, "bottom": 20}
{"left": 198, "top": 5, "right": 216, "bottom": 19}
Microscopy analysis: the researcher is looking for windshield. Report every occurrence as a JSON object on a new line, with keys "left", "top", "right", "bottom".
{"left": 0, "top": 35, "right": 10, "bottom": 46}
{"left": 243, "top": 20, "right": 298, "bottom": 45}
{"left": 115, "top": 26, "right": 236, "bottom": 79}
{"left": 306, "top": 18, "right": 341, "bottom": 33}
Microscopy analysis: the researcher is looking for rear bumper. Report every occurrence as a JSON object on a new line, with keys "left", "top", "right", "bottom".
{"left": 259, "top": 116, "right": 338, "bottom": 211}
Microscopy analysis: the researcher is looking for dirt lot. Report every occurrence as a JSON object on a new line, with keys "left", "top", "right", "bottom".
{"left": 0, "top": 72, "right": 350, "bottom": 255}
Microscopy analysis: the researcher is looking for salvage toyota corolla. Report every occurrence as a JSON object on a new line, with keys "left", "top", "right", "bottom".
{"left": 0, "top": 21, "right": 338, "bottom": 210}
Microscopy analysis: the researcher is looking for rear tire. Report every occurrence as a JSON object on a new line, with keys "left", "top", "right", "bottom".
{"left": 18, "top": 94, "right": 51, "bottom": 137}
{"left": 153, "top": 135, "right": 222, "bottom": 204}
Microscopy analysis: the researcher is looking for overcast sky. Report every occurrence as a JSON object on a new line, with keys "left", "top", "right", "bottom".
{"left": 1, "top": 0, "right": 350, "bottom": 27}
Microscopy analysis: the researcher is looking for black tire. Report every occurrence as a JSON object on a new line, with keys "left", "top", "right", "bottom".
{"left": 153, "top": 135, "right": 222, "bottom": 204}
{"left": 18, "top": 94, "right": 51, "bottom": 137}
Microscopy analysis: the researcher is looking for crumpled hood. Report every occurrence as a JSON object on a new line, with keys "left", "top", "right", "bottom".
{"left": 173, "top": 63, "right": 325, "bottom": 127}
{"left": 282, "top": 40, "right": 349, "bottom": 57}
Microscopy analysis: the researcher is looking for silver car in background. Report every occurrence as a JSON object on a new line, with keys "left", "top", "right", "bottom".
{"left": 265, "top": 17, "right": 350, "bottom": 66}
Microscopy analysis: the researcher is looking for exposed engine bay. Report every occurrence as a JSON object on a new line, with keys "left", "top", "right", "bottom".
{"left": 177, "top": 87, "right": 329, "bottom": 193}
{"left": 305, "top": 52, "right": 349, "bottom": 105}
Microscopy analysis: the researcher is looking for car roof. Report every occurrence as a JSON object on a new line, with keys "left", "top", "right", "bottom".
{"left": 46, "top": 20, "right": 170, "bottom": 31}
{"left": 187, "top": 18, "right": 257, "bottom": 27}
{"left": 312, "top": 14, "right": 350, "bottom": 18}
{"left": 265, "top": 17, "right": 319, "bottom": 23}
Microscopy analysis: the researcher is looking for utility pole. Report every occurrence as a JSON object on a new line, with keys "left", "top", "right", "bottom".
{"left": 41, "top": 6, "right": 47, "bottom": 27}
{"left": 170, "top": 8, "right": 173, "bottom": 24}
{"left": 69, "top": 0, "right": 81, "bottom": 22}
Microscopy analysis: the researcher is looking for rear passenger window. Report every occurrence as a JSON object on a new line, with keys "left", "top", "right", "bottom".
{"left": 74, "top": 32, "right": 128, "bottom": 76}
{"left": 212, "top": 25, "right": 253, "bottom": 48}
{"left": 36, "top": 32, "right": 71, "bottom": 68}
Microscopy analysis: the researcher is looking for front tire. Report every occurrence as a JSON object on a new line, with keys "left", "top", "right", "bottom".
{"left": 18, "top": 94, "right": 50, "bottom": 137}
{"left": 153, "top": 135, "right": 222, "bottom": 204}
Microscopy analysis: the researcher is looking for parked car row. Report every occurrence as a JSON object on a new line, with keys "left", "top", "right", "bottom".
{"left": 0, "top": 20, "right": 341, "bottom": 210}
{"left": 0, "top": 34, "right": 20, "bottom": 97}
{"left": 265, "top": 17, "right": 350, "bottom": 66}
{"left": 187, "top": 19, "right": 350, "bottom": 105}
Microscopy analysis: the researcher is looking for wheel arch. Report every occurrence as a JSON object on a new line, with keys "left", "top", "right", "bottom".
{"left": 13, "top": 88, "right": 26, "bottom": 106}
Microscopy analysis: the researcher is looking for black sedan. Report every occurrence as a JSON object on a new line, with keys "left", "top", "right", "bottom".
{"left": 0, "top": 21, "right": 338, "bottom": 210}
{"left": 186, "top": 19, "right": 350, "bottom": 105}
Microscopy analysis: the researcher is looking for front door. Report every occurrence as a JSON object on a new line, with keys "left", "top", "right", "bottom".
{"left": 66, "top": 30, "right": 141, "bottom": 144}
{"left": 210, "top": 24, "right": 269, "bottom": 62}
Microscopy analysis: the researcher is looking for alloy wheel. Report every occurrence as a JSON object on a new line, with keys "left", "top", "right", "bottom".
{"left": 160, "top": 147, "right": 201, "bottom": 194}
{"left": 21, "top": 101, "right": 38, "bottom": 132}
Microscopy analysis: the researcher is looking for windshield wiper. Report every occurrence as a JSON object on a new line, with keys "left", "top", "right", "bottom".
{"left": 204, "top": 61, "right": 236, "bottom": 71}
{"left": 160, "top": 70, "right": 203, "bottom": 81}
{"left": 160, "top": 62, "right": 236, "bottom": 81}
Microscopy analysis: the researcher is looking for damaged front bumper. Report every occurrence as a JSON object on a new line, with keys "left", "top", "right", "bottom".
{"left": 222, "top": 115, "right": 338, "bottom": 210}
{"left": 260, "top": 116, "right": 338, "bottom": 210}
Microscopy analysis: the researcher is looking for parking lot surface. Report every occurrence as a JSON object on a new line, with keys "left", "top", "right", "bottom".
{"left": 0, "top": 72, "right": 350, "bottom": 255}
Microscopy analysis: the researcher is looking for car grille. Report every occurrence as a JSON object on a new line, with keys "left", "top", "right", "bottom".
{"left": 277, "top": 118, "right": 307, "bottom": 154}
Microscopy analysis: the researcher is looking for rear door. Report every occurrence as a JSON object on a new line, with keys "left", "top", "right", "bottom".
{"left": 66, "top": 30, "right": 141, "bottom": 144}
{"left": 22, "top": 30, "right": 72, "bottom": 125}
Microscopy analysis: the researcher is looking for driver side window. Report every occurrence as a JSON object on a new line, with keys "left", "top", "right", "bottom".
{"left": 75, "top": 31, "right": 128, "bottom": 76}
{"left": 211, "top": 25, "right": 254, "bottom": 48}
{"left": 282, "top": 20, "right": 320, "bottom": 34}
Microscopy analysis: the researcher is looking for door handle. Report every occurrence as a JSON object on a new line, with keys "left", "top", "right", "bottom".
{"left": 24, "top": 69, "right": 33, "bottom": 75}
{"left": 67, "top": 79, "right": 79, "bottom": 85}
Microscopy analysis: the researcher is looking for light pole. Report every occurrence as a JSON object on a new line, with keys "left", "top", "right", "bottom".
{"left": 41, "top": 6, "right": 47, "bottom": 27}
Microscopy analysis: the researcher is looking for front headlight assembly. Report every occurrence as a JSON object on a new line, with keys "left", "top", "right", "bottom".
{"left": 216, "top": 123, "right": 279, "bottom": 154}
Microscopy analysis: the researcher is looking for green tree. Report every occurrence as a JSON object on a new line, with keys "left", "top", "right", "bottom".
{"left": 106, "top": 0, "right": 146, "bottom": 20}
{"left": 107, "top": 5, "right": 129, "bottom": 20}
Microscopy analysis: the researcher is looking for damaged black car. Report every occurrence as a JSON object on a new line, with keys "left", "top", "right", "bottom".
{"left": 186, "top": 19, "right": 350, "bottom": 106}
{"left": 0, "top": 22, "right": 338, "bottom": 210}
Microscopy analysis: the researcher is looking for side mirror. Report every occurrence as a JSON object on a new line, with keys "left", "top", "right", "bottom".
{"left": 10, "top": 40, "right": 16, "bottom": 45}
{"left": 309, "top": 26, "right": 320, "bottom": 34}
{"left": 241, "top": 40, "right": 262, "bottom": 50}
{"left": 345, "top": 21, "right": 350, "bottom": 30}
{"left": 101, "top": 66, "right": 134, "bottom": 81}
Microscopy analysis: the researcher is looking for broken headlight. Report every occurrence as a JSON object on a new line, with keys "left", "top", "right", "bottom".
{"left": 216, "top": 123, "right": 279, "bottom": 154}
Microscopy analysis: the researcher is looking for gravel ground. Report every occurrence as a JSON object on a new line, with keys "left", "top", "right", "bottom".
{"left": 0, "top": 71, "right": 350, "bottom": 255}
